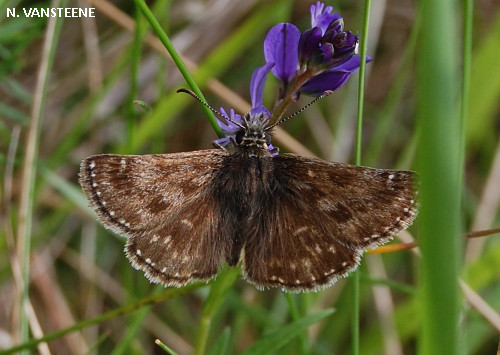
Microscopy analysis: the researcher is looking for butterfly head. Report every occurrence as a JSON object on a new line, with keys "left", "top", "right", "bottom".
{"left": 216, "top": 106, "right": 279, "bottom": 157}
{"left": 235, "top": 111, "right": 272, "bottom": 150}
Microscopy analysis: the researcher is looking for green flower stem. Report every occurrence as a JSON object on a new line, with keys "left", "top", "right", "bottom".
{"left": 285, "top": 293, "right": 308, "bottom": 355}
{"left": 133, "top": 0, "right": 222, "bottom": 138}
{"left": 351, "top": 1, "right": 371, "bottom": 354}
{"left": 269, "top": 72, "right": 314, "bottom": 124}
{"left": 194, "top": 267, "right": 239, "bottom": 355}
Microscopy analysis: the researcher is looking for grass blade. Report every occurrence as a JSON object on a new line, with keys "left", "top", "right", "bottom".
{"left": 240, "top": 309, "right": 334, "bottom": 355}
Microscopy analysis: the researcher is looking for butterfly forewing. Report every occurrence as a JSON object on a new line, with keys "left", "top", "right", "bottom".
{"left": 79, "top": 150, "right": 231, "bottom": 286}
{"left": 242, "top": 154, "right": 417, "bottom": 291}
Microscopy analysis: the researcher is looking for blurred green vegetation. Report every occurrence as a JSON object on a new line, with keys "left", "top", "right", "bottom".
{"left": 1, "top": 0, "right": 499, "bottom": 354}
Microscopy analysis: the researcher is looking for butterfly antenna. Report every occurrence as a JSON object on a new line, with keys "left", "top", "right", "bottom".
{"left": 266, "top": 90, "right": 334, "bottom": 130}
{"left": 177, "top": 88, "right": 244, "bottom": 128}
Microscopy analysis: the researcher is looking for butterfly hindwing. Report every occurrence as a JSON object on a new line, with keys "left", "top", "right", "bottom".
{"left": 242, "top": 154, "right": 417, "bottom": 291}
{"left": 79, "top": 150, "right": 231, "bottom": 286}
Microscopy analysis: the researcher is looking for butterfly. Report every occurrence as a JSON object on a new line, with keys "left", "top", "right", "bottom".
{"left": 79, "top": 98, "right": 417, "bottom": 292}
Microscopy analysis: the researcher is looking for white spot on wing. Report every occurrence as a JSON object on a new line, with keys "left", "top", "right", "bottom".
{"left": 89, "top": 161, "right": 95, "bottom": 169}
{"left": 293, "top": 226, "right": 308, "bottom": 236}
{"left": 324, "top": 269, "right": 335, "bottom": 276}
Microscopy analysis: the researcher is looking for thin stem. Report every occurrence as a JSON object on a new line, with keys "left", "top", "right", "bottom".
{"left": 460, "top": 0, "right": 473, "bottom": 191}
{"left": 269, "top": 72, "right": 314, "bottom": 124}
{"left": 132, "top": 0, "right": 222, "bottom": 137}
{"left": 355, "top": 2, "right": 370, "bottom": 167}
{"left": 125, "top": 3, "right": 145, "bottom": 154}
{"left": 351, "top": 1, "right": 371, "bottom": 354}
{"left": 193, "top": 267, "right": 239, "bottom": 355}
{"left": 285, "top": 294, "right": 308, "bottom": 355}
{"left": 15, "top": 1, "right": 65, "bottom": 352}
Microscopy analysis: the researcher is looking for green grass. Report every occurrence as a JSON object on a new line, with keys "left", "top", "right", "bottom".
{"left": 416, "top": 1, "right": 462, "bottom": 354}
{"left": 1, "top": 1, "right": 500, "bottom": 354}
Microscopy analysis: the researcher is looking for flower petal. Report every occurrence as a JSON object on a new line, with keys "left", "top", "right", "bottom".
{"left": 214, "top": 136, "right": 231, "bottom": 147}
{"left": 300, "top": 54, "right": 372, "bottom": 96}
{"left": 216, "top": 107, "right": 242, "bottom": 135}
{"left": 298, "top": 27, "right": 322, "bottom": 67}
{"left": 249, "top": 105, "right": 271, "bottom": 119}
{"left": 300, "top": 70, "right": 351, "bottom": 96}
{"left": 264, "top": 23, "right": 300, "bottom": 85}
{"left": 310, "top": 1, "right": 339, "bottom": 34}
{"left": 335, "top": 55, "right": 372, "bottom": 72}
{"left": 249, "top": 63, "right": 274, "bottom": 109}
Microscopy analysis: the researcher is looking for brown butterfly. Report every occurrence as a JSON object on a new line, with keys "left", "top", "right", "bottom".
{"left": 79, "top": 102, "right": 417, "bottom": 292}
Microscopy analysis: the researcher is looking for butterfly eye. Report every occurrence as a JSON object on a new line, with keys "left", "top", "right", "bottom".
{"left": 265, "top": 134, "right": 272, "bottom": 146}
{"left": 235, "top": 130, "right": 245, "bottom": 144}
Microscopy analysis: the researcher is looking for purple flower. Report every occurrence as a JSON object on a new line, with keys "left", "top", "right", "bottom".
{"left": 310, "top": 1, "right": 337, "bottom": 32}
{"left": 214, "top": 2, "right": 368, "bottom": 143}
{"left": 263, "top": 1, "right": 368, "bottom": 98}
{"left": 215, "top": 63, "right": 278, "bottom": 155}
{"left": 249, "top": 63, "right": 273, "bottom": 118}
{"left": 301, "top": 55, "right": 365, "bottom": 96}
{"left": 214, "top": 107, "right": 243, "bottom": 147}
{"left": 264, "top": 23, "right": 301, "bottom": 89}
